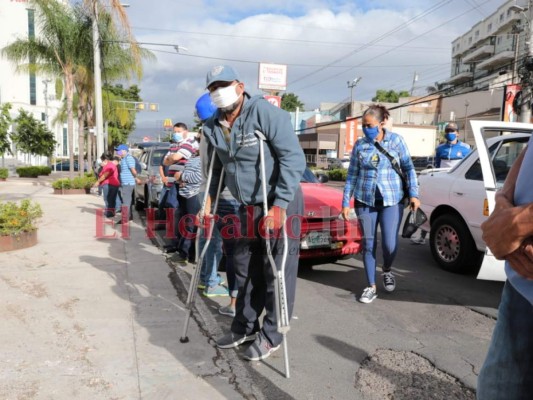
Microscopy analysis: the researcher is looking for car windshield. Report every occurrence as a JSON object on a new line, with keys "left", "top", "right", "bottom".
{"left": 150, "top": 149, "right": 168, "bottom": 166}
{"left": 300, "top": 168, "right": 319, "bottom": 183}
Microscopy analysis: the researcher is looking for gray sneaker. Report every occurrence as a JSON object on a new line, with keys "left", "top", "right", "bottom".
{"left": 242, "top": 333, "right": 280, "bottom": 361}
{"left": 216, "top": 332, "right": 256, "bottom": 349}
{"left": 359, "top": 287, "right": 377, "bottom": 304}
{"left": 218, "top": 305, "right": 236, "bottom": 317}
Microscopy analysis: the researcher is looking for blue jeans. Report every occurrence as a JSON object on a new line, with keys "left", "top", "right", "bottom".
{"left": 356, "top": 202, "right": 404, "bottom": 286}
{"left": 477, "top": 282, "right": 533, "bottom": 400}
{"left": 199, "top": 197, "right": 239, "bottom": 294}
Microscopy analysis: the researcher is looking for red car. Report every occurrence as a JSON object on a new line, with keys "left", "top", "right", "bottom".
{"left": 299, "top": 169, "right": 362, "bottom": 264}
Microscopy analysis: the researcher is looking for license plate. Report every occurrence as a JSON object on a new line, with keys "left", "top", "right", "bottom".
{"left": 301, "top": 231, "right": 331, "bottom": 249}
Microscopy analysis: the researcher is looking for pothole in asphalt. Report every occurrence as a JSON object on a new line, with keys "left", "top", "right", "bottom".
{"left": 355, "top": 349, "right": 475, "bottom": 400}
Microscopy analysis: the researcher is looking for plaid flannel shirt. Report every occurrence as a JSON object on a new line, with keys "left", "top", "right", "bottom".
{"left": 342, "top": 130, "right": 418, "bottom": 207}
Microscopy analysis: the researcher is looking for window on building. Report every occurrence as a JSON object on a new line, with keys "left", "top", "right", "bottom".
{"left": 475, "top": 30, "right": 479, "bottom": 38}
{"left": 500, "top": 13, "right": 504, "bottom": 22}
{"left": 498, "top": 36, "right": 502, "bottom": 44}
{"left": 487, "top": 22, "right": 492, "bottom": 32}
{"left": 27, "top": 9, "right": 36, "bottom": 105}
{"left": 507, "top": 8, "right": 512, "bottom": 17}
{"left": 468, "top": 37, "right": 472, "bottom": 44}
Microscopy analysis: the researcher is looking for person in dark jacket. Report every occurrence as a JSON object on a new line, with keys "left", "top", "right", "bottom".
{"left": 202, "top": 65, "right": 306, "bottom": 361}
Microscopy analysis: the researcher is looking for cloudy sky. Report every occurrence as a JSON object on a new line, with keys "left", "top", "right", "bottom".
{"left": 118, "top": 0, "right": 504, "bottom": 140}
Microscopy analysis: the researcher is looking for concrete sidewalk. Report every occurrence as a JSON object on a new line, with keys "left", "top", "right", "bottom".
{"left": 0, "top": 176, "right": 248, "bottom": 399}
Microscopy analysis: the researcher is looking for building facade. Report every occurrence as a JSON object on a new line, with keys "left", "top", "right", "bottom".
{"left": 443, "top": 0, "right": 527, "bottom": 92}
{"left": 0, "top": 0, "right": 74, "bottom": 168}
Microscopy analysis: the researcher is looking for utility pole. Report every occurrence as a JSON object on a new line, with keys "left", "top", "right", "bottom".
{"left": 92, "top": 0, "right": 105, "bottom": 158}
{"left": 410, "top": 72, "right": 418, "bottom": 96}
{"left": 347, "top": 77, "right": 362, "bottom": 118}
{"left": 518, "top": 0, "right": 533, "bottom": 122}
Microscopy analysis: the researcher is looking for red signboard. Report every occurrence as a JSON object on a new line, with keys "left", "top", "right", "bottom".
{"left": 345, "top": 120, "right": 357, "bottom": 155}
{"left": 264, "top": 95, "right": 282, "bottom": 108}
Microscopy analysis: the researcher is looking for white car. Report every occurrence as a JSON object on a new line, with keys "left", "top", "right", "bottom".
{"left": 418, "top": 121, "right": 531, "bottom": 280}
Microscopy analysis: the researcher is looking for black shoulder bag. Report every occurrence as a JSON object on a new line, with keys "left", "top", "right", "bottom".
{"left": 373, "top": 141, "right": 410, "bottom": 207}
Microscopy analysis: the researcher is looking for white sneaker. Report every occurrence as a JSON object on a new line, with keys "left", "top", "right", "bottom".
{"left": 410, "top": 236, "right": 426, "bottom": 245}
{"left": 383, "top": 271, "right": 396, "bottom": 292}
{"left": 359, "top": 287, "right": 377, "bottom": 304}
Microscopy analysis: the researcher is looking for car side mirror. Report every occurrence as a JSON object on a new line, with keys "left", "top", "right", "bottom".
{"left": 316, "top": 173, "right": 329, "bottom": 183}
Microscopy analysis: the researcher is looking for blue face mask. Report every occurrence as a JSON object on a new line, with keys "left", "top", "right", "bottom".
{"left": 172, "top": 133, "right": 182, "bottom": 142}
{"left": 362, "top": 126, "right": 380, "bottom": 141}
{"left": 445, "top": 132, "right": 457, "bottom": 142}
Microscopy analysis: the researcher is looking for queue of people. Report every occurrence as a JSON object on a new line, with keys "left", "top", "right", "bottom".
{"left": 90, "top": 64, "right": 533, "bottom": 394}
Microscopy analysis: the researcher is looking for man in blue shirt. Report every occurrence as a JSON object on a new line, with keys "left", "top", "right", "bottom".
{"left": 434, "top": 122, "right": 471, "bottom": 168}
{"left": 477, "top": 135, "right": 533, "bottom": 399}
{"left": 115, "top": 144, "right": 140, "bottom": 224}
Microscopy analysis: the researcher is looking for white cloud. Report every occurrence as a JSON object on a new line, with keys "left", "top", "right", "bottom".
{"left": 122, "top": 0, "right": 504, "bottom": 132}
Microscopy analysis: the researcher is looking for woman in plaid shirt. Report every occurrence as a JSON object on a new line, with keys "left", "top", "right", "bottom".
{"left": 341, "top": 104, "right": 420, "bottom": 304}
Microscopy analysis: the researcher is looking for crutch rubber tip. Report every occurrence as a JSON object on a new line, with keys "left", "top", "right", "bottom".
{"left": 180, "top": 337, "right": 190, "bottom": 343}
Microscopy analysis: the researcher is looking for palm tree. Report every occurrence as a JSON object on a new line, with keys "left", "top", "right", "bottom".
{"left": 2, "top": 0, "right": 91, "bottom": 179}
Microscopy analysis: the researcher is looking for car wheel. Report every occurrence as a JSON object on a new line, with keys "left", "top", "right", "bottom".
{"left": 429, "top": 214, "right": 483, "bottom": 274}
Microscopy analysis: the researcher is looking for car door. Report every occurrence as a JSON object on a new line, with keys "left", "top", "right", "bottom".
{"left": 471, "top": 120, "right": 533, "bottom": 281}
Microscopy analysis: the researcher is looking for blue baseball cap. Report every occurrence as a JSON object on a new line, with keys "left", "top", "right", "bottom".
{"left": 205, "top": 65, "right": 239, "bottom": 89}
{"left": 114, "top": 144, "right": 128, "bottom": 151}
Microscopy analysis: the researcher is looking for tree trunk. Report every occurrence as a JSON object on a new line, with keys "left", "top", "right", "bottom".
{"left": 77, "top": 103, "right": 85, "bottom": 176}
{"left": 86, "top": 130, "right": 93, "bottom": 176}
{"left": 65, "top": 74, "right": 75, "bottom": 180}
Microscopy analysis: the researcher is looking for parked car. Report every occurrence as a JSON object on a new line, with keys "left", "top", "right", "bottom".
{"left": 299, "top": 168, "right": 362, "bottom": 264}
{"left": 418, "top": 122, "right": 531, "bottom": 278}
{"left": 327, "top": 157, "right": 350, "bottom": 170}
{"left": 134, "top": 143, "right": 171, "bottom": 209}
{"left": 54, "top": 160, "right": 79, "bottom": 171}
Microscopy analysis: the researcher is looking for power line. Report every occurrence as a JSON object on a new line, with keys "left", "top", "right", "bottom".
{"left": 131, "top": 25, "right": 449, "bottom": 50}
{"left": 288, "top": 0, "right": 454, "bottom": 86}
{"left": 291, "top": 0, "right": 500, "bottom": 92}
{"left": 137, "top": 45, "right": 444, "bottom": 69}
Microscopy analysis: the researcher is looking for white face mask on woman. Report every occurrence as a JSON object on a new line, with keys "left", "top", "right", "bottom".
{"left": 210, "top": 84, "right": 241, "bottom": 112}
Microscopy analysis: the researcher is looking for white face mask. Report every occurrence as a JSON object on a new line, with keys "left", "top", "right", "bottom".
{"left": 210, "top": 84, "right": 241, "bottom": 111}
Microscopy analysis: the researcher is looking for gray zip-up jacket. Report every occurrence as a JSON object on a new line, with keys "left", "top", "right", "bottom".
{"left": 202, "top": 94, "right": 306, "bottom": 209}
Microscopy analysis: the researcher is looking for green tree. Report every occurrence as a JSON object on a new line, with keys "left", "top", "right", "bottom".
{"left": 281, "top": 93, "right": 305, "bottom": 112}
{"left": 372, "top": 90, "right": 410, "bottom": 103}
{"left": 2, "top": 0, "right": 90, "bottom": 178}
{"left": 12, "top": 109, "right": 56, "bottom": 157}
{"left": 0, "top": 103, "right": 13, "bottom": 158}
{"left": 103, "top": 84, "right": 142, "bottom": 147}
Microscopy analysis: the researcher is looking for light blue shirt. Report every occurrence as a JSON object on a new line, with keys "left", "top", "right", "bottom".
{"left": 119, "top": 154, "right": 136, "bottom": 185}
{"left": 506, "top": 134, "right": 533, "bottom": 305}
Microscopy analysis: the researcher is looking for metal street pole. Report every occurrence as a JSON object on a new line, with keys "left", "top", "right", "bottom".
{"left": 519, "top": 0, "right": 533, "bottom": 122}
{"left": 43, "top": 79, "right": 55, "bottom": 171}
{"left": 347, "top": 77, "right": 361, "bottom": 118}
{"left": 464, "top": 100, "right": 469, "bottom": 142}
{"left": 92, "top": 0, "right": 105, "bottom": 158}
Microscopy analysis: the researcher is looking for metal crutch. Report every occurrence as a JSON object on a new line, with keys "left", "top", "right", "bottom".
{"left": 180, "top": 149, "right": 225, "bottom": 343}
{"left": 255, "top": 130, "right": 291, "bottom": 378}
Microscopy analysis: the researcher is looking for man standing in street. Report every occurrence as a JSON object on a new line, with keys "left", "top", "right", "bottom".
{"left": 434, "top": 122, "right": 471, "bottom": 169}
{"left": 477, "top": 136, "right": 533, "bottom": 399}
{"left": 115, "top": 144, "right": 140, "bottom": 224}
{"left": 202, "top": 65, "right": 306, "bottom": 361}
{"left": 411, "top": 122, "right": 472, "bottom": 245}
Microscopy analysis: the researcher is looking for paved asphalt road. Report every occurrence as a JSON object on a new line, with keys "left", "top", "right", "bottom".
{"left": 145, "top": 180, "right": 503, "bottom": 400}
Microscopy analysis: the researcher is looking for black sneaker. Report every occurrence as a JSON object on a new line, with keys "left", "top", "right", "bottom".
{"left": 382, "top": 271, "right": 396, "bottom": 292}
{"left": 242, "top": 332, "right": 280, "bottom": 361}
{"left": 216, "top": 332, "right": 257, "bottom": 349}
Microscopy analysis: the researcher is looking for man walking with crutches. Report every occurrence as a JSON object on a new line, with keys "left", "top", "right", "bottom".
{"left": 201, "top": 65, "right": 306, "bottom": 364}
